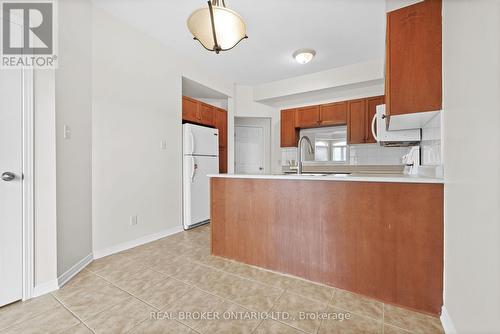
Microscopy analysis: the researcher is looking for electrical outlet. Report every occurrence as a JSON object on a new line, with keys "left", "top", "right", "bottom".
{"left": 130, "top": 215, "right": 137, "bottom": 226}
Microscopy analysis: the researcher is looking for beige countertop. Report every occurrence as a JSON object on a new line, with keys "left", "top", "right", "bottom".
{"left": 209, "top": 173, "right": 444, "bottom": 184}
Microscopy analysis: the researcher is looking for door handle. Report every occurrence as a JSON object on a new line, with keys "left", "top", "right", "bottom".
{"left": 259, "top": 167, "right": 263, "bottom": 171}
{"left": 191, "top": 158, "right": 196, "bottom": 183}
{"left": 189, "top": 130, "right": 195, "bottom": 154}
{"left": 1, "top": 172, "right": 16, "bottom": 181}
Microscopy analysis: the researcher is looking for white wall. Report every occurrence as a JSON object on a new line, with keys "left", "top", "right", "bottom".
{"left": 55, "top": 0, "right": 93, "bottom": 278}
{"left": 385, "top": 0, "right": 422, "bottom": 12}
{"left": 253, "top": 60, "right": 384, "bottom": 103}
{"left": 268, "top": 80, "right": 384, "bottom": 110}
{"left": 34, "top": 70, "right": 58, "bottom": 291}
{"left": 234, "top": 85, "right": 281, "bottom": 173}
{"left": 442, "top": 1, "right": 500, "bottom": 333}
{"left": 193, "top": 98, "right": 228, "bottom": 110}
{"left": 91, "top": 7, "right": 233, "bottom": 254}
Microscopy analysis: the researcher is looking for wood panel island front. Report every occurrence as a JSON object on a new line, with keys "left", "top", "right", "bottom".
{"left": 209, "top": 174, "right": 444, "bottom": 315}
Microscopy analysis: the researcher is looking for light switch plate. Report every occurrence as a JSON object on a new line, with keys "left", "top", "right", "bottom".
{"left": 64, "top": 125, "right": 71, "bottom": 139}
{"left": 160, "top": 140, "right": 167, "bottom": 150}
{"left": 130, "top": 215, "right": 137, "bottom": 226}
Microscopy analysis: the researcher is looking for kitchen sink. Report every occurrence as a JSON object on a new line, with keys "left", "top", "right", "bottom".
{"left": 287, "top": 173, "right": 329, "bottom": 176}
{"left": 283, "top": 172, "right": 352, "bottom": 177}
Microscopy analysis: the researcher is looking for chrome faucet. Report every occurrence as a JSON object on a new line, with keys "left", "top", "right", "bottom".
{"left": 297, "top": 136, "right": 314, "bottom": 174}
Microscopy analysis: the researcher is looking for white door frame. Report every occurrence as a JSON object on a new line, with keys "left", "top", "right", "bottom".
{"left": 234, "top": 117, "right": 271, "bottom": 174}
{"left": 21, "top": 68, "right": 35, "bottom": 301}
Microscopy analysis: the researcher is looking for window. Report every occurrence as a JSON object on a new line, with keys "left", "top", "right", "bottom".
{"left": 300, "top": 126, "right": 349, "bottom": 164}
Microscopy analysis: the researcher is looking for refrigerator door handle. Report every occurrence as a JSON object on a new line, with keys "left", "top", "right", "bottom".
{"left": 191, "top": 157, "right": 196, "bottom": 183}
{"left": 189, "top": 129, "right": 195, "bottom": 155}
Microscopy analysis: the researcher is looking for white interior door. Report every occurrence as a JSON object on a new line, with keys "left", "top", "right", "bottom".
{"left": 235, "top": 125, "right": 265, "bottom": 174}
{"left": 0, "top": 69, "right": 23, "bottom": 307}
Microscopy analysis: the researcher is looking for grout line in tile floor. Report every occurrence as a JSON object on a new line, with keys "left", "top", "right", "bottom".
{"left": 199, "top": 258, "right": 395, "bottom": 333}
{"left": 382, "top": 302, "right": 385, "bottom": 334}
{"left": 86, "top": 255, "right": 326, "bottom": 334}
{"left": 50, "top": 293, "right": 96, "bottom": 333}
{"left": 141, "top": 239, "right": 384, "bottom": 325}
{"left": 86, "top": 265, "right": 276, "bottom": 334}
{"left": 179, "top": 256, "right": 389, "bottom": 327}
{"left": 0, "top": 301, "right": 54, "bottom": 332}
{"left": 86, "top": 268, "right": 180, "bottom": 311}
{"left": 125, "top": 317, "right": 201, "bottom": 334}
{"left": 22, "top": 227, "right": 435, "bottom": 334}
{"left": 158, "top": 253, "right": 331, "bottom": 304}
{"left": 88, "top": 244, "right": 355, "bottom": 334}
{"left": 56, "top": 268, "right": 183, "bottom": 333}
{"left": 315, "top": 289, "right": 337, "bottom": 334}
{"left": 76, "top": 271, "right": 202, "bottom": 334}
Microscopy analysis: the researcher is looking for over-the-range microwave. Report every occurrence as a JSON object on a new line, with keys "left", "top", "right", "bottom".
{"left": 371, "top": 104, "right": 420, "bottom": 147}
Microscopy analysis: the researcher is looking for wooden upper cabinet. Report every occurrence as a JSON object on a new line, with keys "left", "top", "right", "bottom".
{"left": 295, "top": 105, "right": 320, "bottom": 128}
{"left": 348, "top": 99, "right": 367, "bottom": 144}
{"left": 200, "top": 103, "right": 215, "bottom": 126}
{"left": 319, "top": 101, "right": 347, "bottom": 126}
{"left": 214, "top": 107, "right": 227, "bottom": 148}
{"left": 280, "top": 96, "right": 384, "bottom": 146}
{"left": 365, "top": 96, "right": 385, "bottom": 143}
{"left": 280, "top": 109, "right": 298, "bottom": 148}
{"left": 386, "top": 0, "right": 442, "bottom": 117}
{"left": 182, "top": 96, "right": 200, "bottom": 123}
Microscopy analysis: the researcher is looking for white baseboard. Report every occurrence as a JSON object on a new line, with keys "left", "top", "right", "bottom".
{"left": 93, "top": 225, "right": 183, "bottom": 259}
{"left": 33, "top": 279, "right": 59, "bottom": 298}
{"left": 58, "top": 253, "right": 93, "bottom": 288}
{"left": 441, "top": 306, "right": 457, "bottom": 334}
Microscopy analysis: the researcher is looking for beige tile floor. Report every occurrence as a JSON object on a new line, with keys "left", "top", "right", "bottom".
{"left": 0, "top": 224, "right": 445, "bottom": 334}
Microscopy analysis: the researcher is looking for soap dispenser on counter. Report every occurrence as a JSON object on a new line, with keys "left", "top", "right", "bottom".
{"left": 402, "top": 146, "right": 421, "bottom": 175}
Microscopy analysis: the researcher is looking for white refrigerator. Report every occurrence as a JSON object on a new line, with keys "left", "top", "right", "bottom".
{"left": 183, "top": 123, "right": 219, "bottom": 230}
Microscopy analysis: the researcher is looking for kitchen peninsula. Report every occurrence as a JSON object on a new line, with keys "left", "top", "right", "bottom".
{"left": 210, "top": 174, "right": 444, "bottom": 315}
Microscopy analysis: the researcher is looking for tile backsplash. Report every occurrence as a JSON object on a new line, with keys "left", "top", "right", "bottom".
{"left": 420, "top": 112, "right": 442, "bottom": 166}
{"left": 349, "top": 145, "right": 411, "bottom": 165}
{"left": 282, "top": 147, "right": 300, "bottom": 166}
{"left": 282, "top": 111, "right": 443, "bottom": 168}
{"left": 281, "top": 144, "right": 411, "bottom": 166}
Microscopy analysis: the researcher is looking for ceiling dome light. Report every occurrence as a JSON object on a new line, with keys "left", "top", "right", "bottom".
{"left": 293, "top": 49, "right": 316, "bottom": 64}
{"left": 187, "top": 0, "right": 248, "bottom": 54}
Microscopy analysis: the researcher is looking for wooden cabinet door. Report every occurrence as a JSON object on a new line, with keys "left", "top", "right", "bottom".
{"left": 295, "top": 105, "right": 320, "bottom": 128}
{"left": 219, "top": 147, "right": 227, "bottom": 173}
{"left": 319, "top": 101, "right": 347, "bottom": 126}
{"left": 348, "top": 99, "right": 367, "bottom": 144}
{"left": 200, "top": 103, "right": 215, "bottom": 126}
{"left": 182, "top": 96, "right": 200, "bottom": 123}
{"left": 386, "top": 0, "right": 442, "bottom": 117}
{"left": 214, "top": 107, "right": 227, "bottom": 148}
{"left": 365, "top": 96, "right": 385, "bottom": 143}
{"left": 280, "top": 109, "right": 298, "bottom": 148}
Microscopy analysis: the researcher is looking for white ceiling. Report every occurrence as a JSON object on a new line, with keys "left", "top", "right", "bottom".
{"left": 93, "top": 0, "right": 386, "bottom": 85}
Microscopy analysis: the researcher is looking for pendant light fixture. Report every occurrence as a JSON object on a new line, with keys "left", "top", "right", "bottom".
{"left": 187, "top": 0, "right": 248, "bottom": 54}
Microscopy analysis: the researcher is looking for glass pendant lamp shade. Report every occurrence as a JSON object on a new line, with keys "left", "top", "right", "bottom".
{"left": 187, "top": 1, "right": 248, "bottom": 53}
